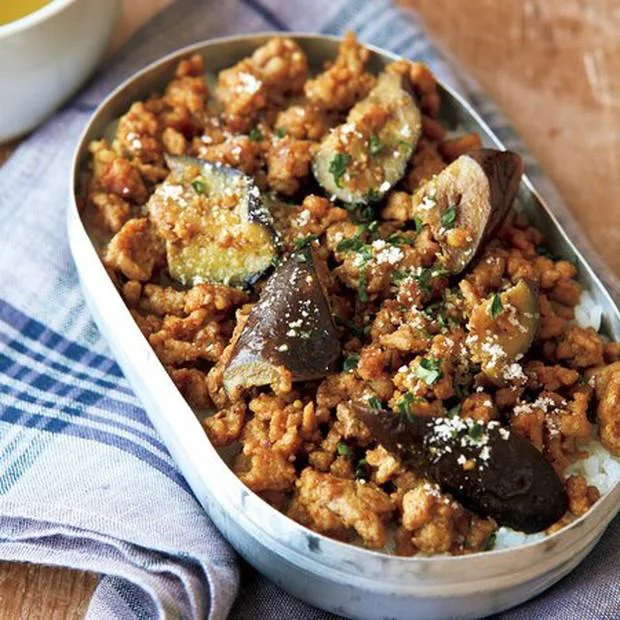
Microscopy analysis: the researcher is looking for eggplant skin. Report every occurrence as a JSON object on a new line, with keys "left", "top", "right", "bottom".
{"left": 313, "top": 72, "right": 422, "bottom": 204}
{"left": 354, "top": 404, "right": 568, "bottom": 533}
{"left": 147, "top": 155, "right": 277, "bottom": 287}
{"left": 413, "top": 148, "right": 523, "bottom": 274}
{"left": 223, "top": 246, "right": 341, "bottom": 393}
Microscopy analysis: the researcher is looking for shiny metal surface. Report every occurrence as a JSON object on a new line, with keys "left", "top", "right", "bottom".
{"left": 68, "top": 34, "right": 620, "bottom": 620}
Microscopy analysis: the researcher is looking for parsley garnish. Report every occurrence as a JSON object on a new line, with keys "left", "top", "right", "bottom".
{"left": 191, "top": 179, "right": 205, "bottom": 195}
{"left": 368, "top": 396, "right": 383, "bottom": 409}
{"left": 468, "top": 422, "right": 484, "bottom": 442}
{"left": 367, "top": 220, "right": 380, "bottom": 234}
{"left": 440, "top": 205, "right": 457, "bottom": 229}
{"left": 337, "top": 226, "right": 366, "bottom": 252}
{"left": 337, "top": 442, "right": 353, "bottom": 458}
{"left": 275, "top": 127, "right": 286, "bottom": 138}
{"left": 415, "top": 357, "right": 443, "bottom": 385}
{"left": 355, "top": 458, "right": 369, "bottom": 480}
{"left": 398, "top": 392, "right": 415, "bottom": 416}
{"left": 413, "top": 216, "right": 424, "bottom": 234}
{"left": 397, "top": 139, "right": 412, "bottom": 148}
{"left": 248, "top": 127, "right": 263, "bottom": 142}
{"left": 391, "top": 269, "right": 408, "bottom": 285}
{"left": 447, "top": 403, "right": 461, "bottom": 418}
{"left": 483, "top": 532, "right": 497, "bottom": 551}
{"left": 293, "top": 234, "right": 319, "bottom": 250}
{"left": 364, "top": 188, "right": 382, "bottom": 204}
{"left": 343, "top": 353, "right": 360, "bottom": 372}
{"left": 357, "top": 270, "right": 368, "bottom": 303}
{"left": 329, "top": 153, "right": 351, "bottom": 188}
{"left": 369, "top": 134, "right": 383, "bottom": 156}
{"left": 490, "top": 293, "right": 503, "bottom": 319}
{"left": 346, "top": 201, "right": 375, "bottom": 223}
{"left": 386, "top": 233, "right": 413, "bottom": 246}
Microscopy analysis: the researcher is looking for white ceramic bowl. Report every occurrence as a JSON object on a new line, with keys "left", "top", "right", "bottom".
{"left": 68, "top": 34, "right": 620, "bottom": 620}
{"left": 0, "top": 0, "right": 120, "bottom": 142}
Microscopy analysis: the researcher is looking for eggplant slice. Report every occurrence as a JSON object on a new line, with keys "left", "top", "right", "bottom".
{"left": 468, "top": 280, "right": 540, "bottom": 384}
{"left": 146, "top": 155, "right": 277, "bottom": 287}
{"left": 223, "top": 246, "right": 341, "bottom": 393}
{"left": 354, "top": 404, "right": 568, "bottom": 533}
{"left": 313, "top": 72, "right": 421, "bottom": 204}
{"left": 413, "top": 149, "right": 523, "bottom": 274}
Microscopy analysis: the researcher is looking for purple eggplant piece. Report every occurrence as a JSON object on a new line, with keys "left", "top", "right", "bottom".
{"left": 354, "top": 404, "right": 568, "bottom": 533}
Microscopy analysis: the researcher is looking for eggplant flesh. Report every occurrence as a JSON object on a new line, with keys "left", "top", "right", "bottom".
{"left": 313, "top": 72, "right": 421, "bottom": 204}
{"left": 412, "top": 149, "right": 523, "bottom": 274}
{"left": 468, "top": 280, "right": 540, "bottom": 383}
{"left": 354, "top": 404, "right": 568, "bottom": 533}
{"left": 223, "top": 246, "right": 341, "bottom": 393}
{"left": 146, "top": 155, "right": 277, "bottom": 287}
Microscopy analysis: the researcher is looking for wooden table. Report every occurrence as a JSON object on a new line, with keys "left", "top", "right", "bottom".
{"left": 1, "top": 1, "right": 618, "bottom": 617}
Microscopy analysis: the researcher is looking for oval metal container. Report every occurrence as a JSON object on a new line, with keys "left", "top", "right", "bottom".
{"left": 68, "top": 34, "right": 620, "bottom": 619}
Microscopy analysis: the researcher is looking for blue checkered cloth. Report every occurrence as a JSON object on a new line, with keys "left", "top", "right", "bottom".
{"left": 0, "top": 0, "right": 618, "bottom": 618}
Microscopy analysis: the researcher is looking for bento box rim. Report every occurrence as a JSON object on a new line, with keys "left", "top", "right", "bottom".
{"left": 69, "top": 31, "right": 620, "bottom": 567}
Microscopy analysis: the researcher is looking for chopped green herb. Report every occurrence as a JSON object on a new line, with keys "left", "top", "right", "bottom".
{"left": 368, "top": 396, "right": 383, "bottom": 409}
{"left": 363, "top": 188, "right": 382, "bottom": 204}
{"left": 483, "top": 532, "right": 497, "bottom": 551}
{"left": 413, "top": 216, "right": 424, "bottom": 234}
{"left": 357, "top": 269, "right": 368, "bottom": 303}
{"left": 270, "top": 255, "right": 282, "bottom": 268}
{"left": 343, "top": 353, "right": 360, "bottom": 372}
{"left": 391, "top": 269, "right": 408, "bottom": 285}
{"left": 397, "top": 139, "right": 412, "bottom": 148}
{"left": 248, "top": 127, "right": 263, "bottom": 142}
{"left": 275, "top": 126, "right": 286, "bottom": 138}
{"left": 355, "top": 458, "right": 369, "bottom": 480}
{"left": 490, "top": 293, "right": 503, "bottom": 319}
{"left": 386, "top": 233, "right": 413, "bottom": 246}
{"left": 337, "top": 226, "right": 366, "bottom": 252}
{"left": 293, "top": 234, "right": 319, "bottom": 250}
{"left": 367, "top": 220, "right": 381, "bottom": 234}
{"left": 346, "top": 201, "right": 375, "bottom": 223}
{"left": 329, "top": 153, "right": 351, "bottom": 188}
{"left": 337, "top": 442, "right": 353, "bottom": 458}
{"left": 415, "top": 357, "right": 443, "bottom": 385}
{"left": 468, "top": 422, "right": 485, "bottom": 442}
{"left": 398, "top": 392, "right": 415, "bottom": 416}
{"left": 369, "top": 134, "right": 383, "bottom": 156}
{"left": 447, "top": 403, "right": 461, "bottom": 418}
{"left": 440, "top": 205, "right": 458, "bottom": 229}
{"left": 191, "top": 179, "right": 205, "bottom": 195}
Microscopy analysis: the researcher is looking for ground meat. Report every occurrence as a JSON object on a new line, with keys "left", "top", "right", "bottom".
{"left": 275, "top": 103, "right": 331, "bottom": 140}
{"left": 83, "top": 36, "right": 618, "bottom": 556}
{"left": 148, "top": 309, "right": 228, "bottom": 365}
{"left": 105, "top": 218, "right": 165, "bottom": 281}
{"left": 589, "top": 362, "right": 620, "bottom": 455}
{"left": 267, "top": 136, "right": 316, "bottom": 195}
{"left": 556, "top": 325, "right": 605, "bottom": 368}
{"left": 89, "top": 192, "right": 132, "bottom": 233}
{"left": 305, "top": 32, "right": 375, "bottom": 111}
{"left": 89, "top": 140, "right": 148, "bottom": 204}
{"left": 203, "top": 402, "right": 246, "bottom": 447}
{"left": 169, "top": 367, "right": 211, "bottom": 409}
{"left": 565, "top": 474, "right": 600, "bottom": 517}
{"left": 289, "top": 468, "right": 393, "bottom": 548}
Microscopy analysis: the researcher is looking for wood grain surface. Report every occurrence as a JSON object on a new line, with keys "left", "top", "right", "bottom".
{"left": 1, "top": 0, "right": 618, "bottom": 617}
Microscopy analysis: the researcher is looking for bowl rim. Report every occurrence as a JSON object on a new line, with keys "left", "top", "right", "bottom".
{"left": 0, "top": 0, "right": 75, "bottom": 38}
{"left": 69, "top": 31, "right": 620, "bottom": 569}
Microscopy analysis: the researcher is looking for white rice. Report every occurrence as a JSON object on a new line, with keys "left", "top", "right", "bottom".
{"left": 495, "top": 289, "right": 620, "bottom": 549}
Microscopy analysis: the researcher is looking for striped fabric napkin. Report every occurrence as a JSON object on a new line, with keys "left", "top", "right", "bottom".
{"left": 0, "top": 0, "right": 617, "bottom": 618}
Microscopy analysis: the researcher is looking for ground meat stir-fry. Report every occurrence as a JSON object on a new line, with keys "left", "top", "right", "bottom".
{"left": 83, "top": 34, "right": 619, "bottom": 556}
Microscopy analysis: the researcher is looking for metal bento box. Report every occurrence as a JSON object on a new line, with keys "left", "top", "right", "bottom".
{"left": 68, "top": 34, "right": 620, "bottom": 620}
